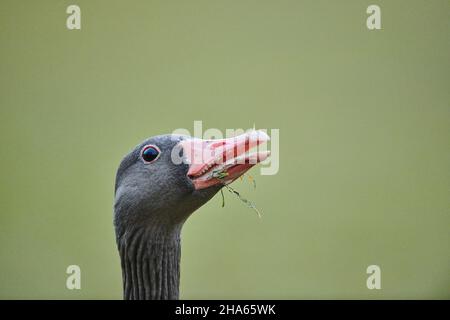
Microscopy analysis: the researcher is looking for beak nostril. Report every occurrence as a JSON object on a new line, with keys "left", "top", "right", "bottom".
{"left": 210, "top": 141, "right": 226, "bottom": 148}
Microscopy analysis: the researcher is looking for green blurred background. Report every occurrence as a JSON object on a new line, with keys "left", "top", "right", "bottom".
{"left": 0, "top": 0, "right": 449, "bottom": 299}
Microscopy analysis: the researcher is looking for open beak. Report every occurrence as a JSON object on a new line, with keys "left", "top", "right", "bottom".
{"left": 180, "top": 130, "right": 270, "bottom": 190}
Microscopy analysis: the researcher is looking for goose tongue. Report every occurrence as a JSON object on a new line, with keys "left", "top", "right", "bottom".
{"left": 180, "top": 130, "right": 270, "bottom": 190}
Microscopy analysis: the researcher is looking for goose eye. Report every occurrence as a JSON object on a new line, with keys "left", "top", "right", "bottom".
{"left": 141, "top": 145, "right": 160, "bottom": 163}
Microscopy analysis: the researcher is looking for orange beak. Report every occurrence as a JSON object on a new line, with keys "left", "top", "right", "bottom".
{"left": 180, "top": 130, "right": 270, "bottom": 190}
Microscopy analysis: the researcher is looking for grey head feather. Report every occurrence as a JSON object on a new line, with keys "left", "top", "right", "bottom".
{"left": 114, "top": 134, "right": 220, "bottom": 242}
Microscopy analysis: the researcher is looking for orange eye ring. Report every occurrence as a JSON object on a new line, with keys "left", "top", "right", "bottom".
{"left": 141, "top": 145, "right": 161, "bottom": 163}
